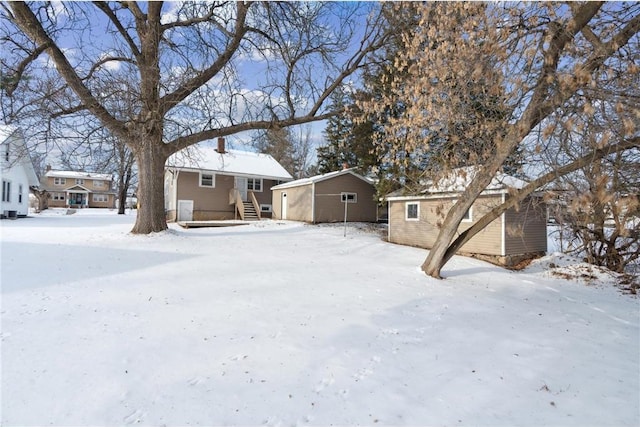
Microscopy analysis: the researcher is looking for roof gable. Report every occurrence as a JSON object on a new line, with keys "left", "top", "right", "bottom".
{"left": 167, "top": 145, "right": 293, "bottom": 181}
{"left": 0, "top": 125, "right": 40, "bottom": 187}
{"left": 271, "top": 168, "right": 374, "bottom": 190}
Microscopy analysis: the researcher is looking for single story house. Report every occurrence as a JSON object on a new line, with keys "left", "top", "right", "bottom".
{"left": 271, "top": 168, "right": 378, "bottom": 223}
{"left": 1, "top": 126, "right": 40, "bottom": 218}
{"left": 42, "top": 168, "right": 116, "bottom": 209}
{"left": 165, "top": 139, "right": 293, "bottom": 221}
{"left": 386, "top": 167, "right": 547, "bottom": 266}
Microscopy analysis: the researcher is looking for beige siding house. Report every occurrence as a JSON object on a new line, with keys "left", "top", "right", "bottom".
{"left": 165, "top": 139, "right": 293, "bottom": 222}
{"left": 271, "top": 169, "right": 378, "bottom": 223}
{"left": 387, "top": 168, "right": 547, "bottom": 266}
{"left": 42, "top": 169, "right": 115, "bottom": 209}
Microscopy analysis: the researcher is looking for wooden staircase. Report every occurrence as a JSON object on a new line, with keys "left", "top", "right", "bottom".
{"left": 242, "top": 201, "right": 259, "bottom": 221}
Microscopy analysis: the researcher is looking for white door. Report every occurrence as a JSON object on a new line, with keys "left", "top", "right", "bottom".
{"left": 281, "top": 192, "right": 287, "bottom": 220}
{"left": 177, "top": 200, "right": 193, "bottom": 221}
{"left": 234, "top": 177, "right": 248, "bottom": 201}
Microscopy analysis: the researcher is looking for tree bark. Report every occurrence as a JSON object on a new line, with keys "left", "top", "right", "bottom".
{"left": 130, "top": 139, "right": 168, "bottom": 234}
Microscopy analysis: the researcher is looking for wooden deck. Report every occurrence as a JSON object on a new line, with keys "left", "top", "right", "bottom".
{"left": 176, "top": 220, "right": 251, "bottom": 229}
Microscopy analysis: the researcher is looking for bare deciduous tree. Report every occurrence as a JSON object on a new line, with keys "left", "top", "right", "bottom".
{"left": 1, "top": 1, "right": 389, "bottom": 233}
{"left": 359, "top": 2, "right": 639, "bottom": 278}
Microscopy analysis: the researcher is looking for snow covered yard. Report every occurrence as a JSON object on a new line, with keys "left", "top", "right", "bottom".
{"left": 1, "top": 209, "right": 638, "bottom": 426}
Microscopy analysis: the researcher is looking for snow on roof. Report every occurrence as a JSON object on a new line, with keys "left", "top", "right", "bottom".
{"left": 271, "top": 168, "right": 374, "bottom": 190}
{"left": 386, "top": 166, "right": 529, "bottom": 200}
{"left": 167, "top": 146, "right": 293, "bottom": 181}
{"left": 45, "top": 170, "right": 113, "bottom": 180}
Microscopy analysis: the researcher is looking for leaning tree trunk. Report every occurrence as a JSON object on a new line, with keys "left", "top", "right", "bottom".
{"left": 131, "top": 140, "right": 169, "bottom": 234}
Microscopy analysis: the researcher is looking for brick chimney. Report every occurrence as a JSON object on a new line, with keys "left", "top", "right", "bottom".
{"left": 216, "top": 137, "right": 226, "bottom": 154}
{"left": 342, "top": 162, "right": 349, "bottom": 170}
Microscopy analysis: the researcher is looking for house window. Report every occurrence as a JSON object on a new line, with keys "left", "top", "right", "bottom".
{"left": 248, "top": 178, "right": 262, "bottom": 192}
{"left": 462, "top": 207, "right": 472, "bottom": 222}
{"left": 93, "top": 180, "right": 105, "bottom": 188}
{"left": 18, "top": 184, "right": 23, "bottom": 203}
{"left": 2, "top": 180, "right": 10, "bottom": 202}
{"left": 405, "top": 202, "right": 419, "bottom": 221}
{"left": 54, "top": 177, "right": 66, "bottom": 185}
{"left": 75, "top": 179, "right": 84, "bottom": 185}
{"left": 341, "top": 192, "right": 357, "bottom": 203}
{"left": 93, "top": 194, "right": 108, "bottom": 202}
{"left": 4, "top": 144, "right": 9, "bottom": 162}
{"left": 52, "top": 192, "right": 65, "bottom": 201}
{"left": 260, "top": 204, "right": 272, "bottom": 213}
{"left": 199, "top": 172, "right": 215, "bottom": 188}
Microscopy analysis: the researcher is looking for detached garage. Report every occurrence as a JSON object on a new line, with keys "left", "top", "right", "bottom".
{"left": 271, "top": 169, "right": 378, "bottom": 223}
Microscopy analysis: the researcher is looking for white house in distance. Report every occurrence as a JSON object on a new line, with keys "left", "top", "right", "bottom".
{"left": 0, "top": 126, "right": 39, "bottom": 219}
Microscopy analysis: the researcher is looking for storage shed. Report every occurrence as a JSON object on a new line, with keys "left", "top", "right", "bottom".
{"left": 271, "top": 169, "right": 378, "bottom": 223}
{"left": 386, "top": 167, "right": 547, "bottom": 266}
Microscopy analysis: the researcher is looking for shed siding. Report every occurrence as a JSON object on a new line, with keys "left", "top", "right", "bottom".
{"left": 504, "top": 196, "right": 547, "bottom": 255}
{"left": 389, "top": 195, "right": 503, "bottom": 256}
{"left": 314, "top": 174, "right": 377, "bottom": 223}
{"left": 272, "top": 185, "right": 313, "bottom": 222}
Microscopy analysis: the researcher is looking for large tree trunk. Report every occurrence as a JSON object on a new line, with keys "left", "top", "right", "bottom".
{"left": 131, "top": 140, "right": 168, "bottom": 234}
{"left": 421, "top": 167, "right": 498, "bottom": 278}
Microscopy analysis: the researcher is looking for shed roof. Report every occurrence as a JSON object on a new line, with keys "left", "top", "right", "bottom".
{"left": 271, "top": 168, "right": 374, "bottom": 190}
{"left": 386, "top": 166, "right": 529, "bottom": 201}
{"left": 167, "top": 145, "right": 293, "bottom": 181}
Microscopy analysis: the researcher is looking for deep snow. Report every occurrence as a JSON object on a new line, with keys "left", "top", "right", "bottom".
{"left": 1, "top": 209, "right": 638, "bottom": 426}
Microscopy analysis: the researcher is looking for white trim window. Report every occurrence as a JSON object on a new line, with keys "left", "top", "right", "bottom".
{"left": 247, "top": 178, "right": 262, "bottom": 192}
{"left": 2, "top": 180, "right": 10, "bottom": 202}
{"left": 93, "top": 180, "right": 105, "bottom": 188}
{"left": 18, "top": 184, "right": 23, "bottom": 204}
{"left": 462, "top": 207, "right": 473, "bottom": 222}
{"left": 199, "top": 172, "right": 215, "bottom": 188}
{"left": 341, "top": 192, "right": 357, "bottom": 203}
{"left": 54, "top": 177, "right": 66, "bottom": 185}
{"left": 52, "top": 192, "right": 65, "bottom": 201}
{"left": 260, "top": 204, "right": 272, "bottom": 213}
{"left": 93, "top": 194, "right": 108, "bottom": 202}
{"left": 405, "top": 202, "right": 419, "bottom": 221}
{"left": 75, "top": 178, "right": 85, "bottom": 185}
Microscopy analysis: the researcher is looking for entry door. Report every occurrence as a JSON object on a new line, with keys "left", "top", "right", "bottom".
{"left": 234, "top": 177, "right": 248, "bottom": 201}
{"left": 281, "top": 192, "right": 287, "bottom": 220}
{"left": 177, "top": 200, "right": 193, "bottom": 221}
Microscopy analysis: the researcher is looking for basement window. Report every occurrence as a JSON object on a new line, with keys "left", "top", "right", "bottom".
{"left": 405, "top": 202, "right": 419, "bottom": 221}
{"left": 199, "top": 172, "right": 215, "bottom": 188}
{"left": 341, "top": 192, "right": 357, "bottom": 203}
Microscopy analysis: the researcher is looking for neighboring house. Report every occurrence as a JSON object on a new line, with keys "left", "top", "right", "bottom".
{"left": 386, "top": 167, "right": 547, "bottom": 266}
{"left": 271, "top": 168, "right": 378, "bottom": 223}
{"left": 0, "top": 126, "right": 40, "bottom": 218}
{"left": 165, "top": 139, "right": 293, "bottom": 221}
{"left": 42, "top": 168, "right": 116, "bottom": 209}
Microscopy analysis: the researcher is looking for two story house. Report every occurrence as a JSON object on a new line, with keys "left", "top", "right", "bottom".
{"left": 42, "top": 168, "right": 116, "bottom": 209}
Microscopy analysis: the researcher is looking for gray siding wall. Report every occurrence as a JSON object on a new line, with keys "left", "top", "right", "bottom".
{"left": 504, "top": 196, "right": 547, "bottom": 255}
{"left": 389, "top": 195, "right": 504, "bottom": 256}
{"left": 314, "top": 174, "right": 377, "bottom": 223}
{"left": 177, "top": 171, "right": 235, "bottom": 220}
